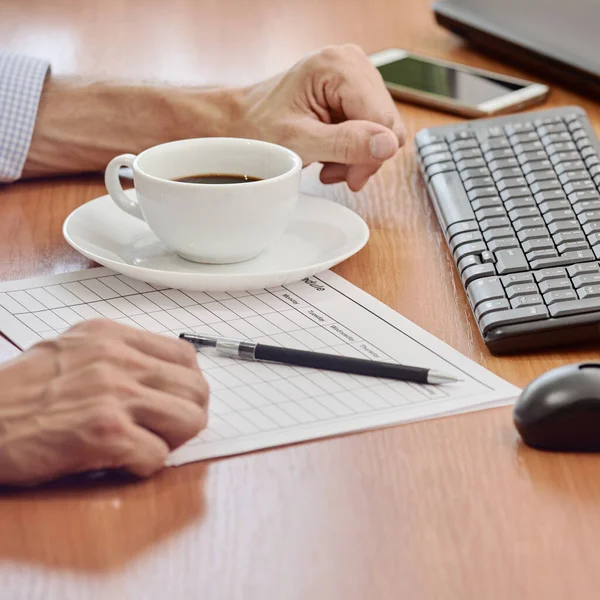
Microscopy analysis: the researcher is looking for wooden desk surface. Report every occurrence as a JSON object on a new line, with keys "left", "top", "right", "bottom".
{"left": 2, "top": 0, "right": 600, "bottom": 598}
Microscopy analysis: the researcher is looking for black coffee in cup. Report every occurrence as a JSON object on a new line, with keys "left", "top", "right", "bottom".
{"left": 174, "top": 173, "right": 262, "bottom": 184}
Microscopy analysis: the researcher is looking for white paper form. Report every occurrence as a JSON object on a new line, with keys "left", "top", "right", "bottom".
{"left": 0, "top": 267, "right": 519, "bottom": 465}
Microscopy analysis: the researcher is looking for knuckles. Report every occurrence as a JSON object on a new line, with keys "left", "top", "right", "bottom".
{"left": 84, "top": 401, "right": 131, "bottom": 442}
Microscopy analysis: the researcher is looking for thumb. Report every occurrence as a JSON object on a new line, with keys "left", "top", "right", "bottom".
{"left": 299, "top": 119, "right": 400, "bottom": 165}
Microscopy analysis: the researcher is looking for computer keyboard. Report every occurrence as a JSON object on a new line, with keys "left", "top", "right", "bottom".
{"left": 416, "top": 106, "right": 600, "bottom": 353}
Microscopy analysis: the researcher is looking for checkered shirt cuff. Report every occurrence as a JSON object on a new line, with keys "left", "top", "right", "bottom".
{"left": 0, "top": 51, "right": 50, "bottom": 182}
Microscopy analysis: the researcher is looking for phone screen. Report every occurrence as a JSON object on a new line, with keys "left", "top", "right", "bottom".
{"left": 376, "top": 56, "right": 525, "bottom": 104}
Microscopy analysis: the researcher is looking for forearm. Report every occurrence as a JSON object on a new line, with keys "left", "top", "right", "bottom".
{"left": 22, "top": 76, "right": 246, "bottom": 178}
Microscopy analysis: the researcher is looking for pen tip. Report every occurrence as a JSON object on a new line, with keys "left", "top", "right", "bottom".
{"left": 427, "top": 370, "right": 460, "bottom": 385}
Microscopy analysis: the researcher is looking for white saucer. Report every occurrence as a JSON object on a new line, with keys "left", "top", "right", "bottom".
{"left": 63, "top": 190, "right": 369, "bottom": 291}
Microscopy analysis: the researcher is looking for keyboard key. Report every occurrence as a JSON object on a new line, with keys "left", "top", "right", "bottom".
{"left": 530, "top": 180, "right": 562, "bottom": 194}
{"left": 571, "top": 273, "right": 600, "bottom": 288}
{"left": 505, "top": 122, "right": 535, "bottom": 135}
{"left": 464, "top": 177, "right": 495, "bottom": 191}
{"left": 522, "top": 238, "right": 554, "bottom": 253}
{"left": 537, "top": 116, "right": 566, "bottom": 127}
{"left": 447, "top": 221, "right": 479, "bottom": 240}
{"left": 472, "top": 197, "right": 503, "bottom": 211}
{"left": 420, "top": 143, "right": 449, "bottom": 157}
{"left": 481, "top": 251, "right": 495, "bottom": 263}
{"left": 423, "top": 152, "right": 453, "bottom": 168}
{"left": 497, "top": 177, "right": 528, "bottom": 191}
{"left": 509, "top": 207, "right": 541, "bottom": 221}
{"left": 455, "top": 148, "right": 483, "bottom": 162}
{"left": 505, "top": 198, "right": 535, "bottom": 212}
{"left": 474, "top": 298, "right": 510, "bottom": 320}
{"left": 484, "top": 148, "right": 514, "bottom": 162}
{"left": 416, "top": 131, "right": 446, "bottom": 148}
{"left": 557, "top": 241, "right": 589, "bottom": 253}
{"left": 481, "top": 139, "right": 510, "bottom": 152}
{"left": 553, "top": 231, "right": 585, "bottom": 245}
{"left": 572, "top": 129, "right": 589, "bottom": 141}
{"left": 522, "top": 160, "right": 553, "bottom": 174}
{"left": 544, "top": 289, "right": 578, "bottom": 304}
{"left": 495, "top": 248, "right": 528, "bottom": 274}
{"left": 488, "top": 238, "right": 519, "bottom": 252}
{"left": 488, "top": 158, "right": 519, "bottom": 172}
{"left": 450, "top": 231, "right": 484, "bottom": 252}
{"left": 425, "top": 162, "right": 456, "bottom": 179}
{"left": 546, "top": 141, "right": 577, "bottom": 156}
{"left": 549, "top": 297, "right": 600, "bottom": 317}
{"left": 588, "top": 233, "right": 600, "bottom": 246}
{"left": 539, "top": 200, "right": 571, "bottom": 214}
{"left": 559, "top": 170, "right": 591, "bottom": 185}
{"left": 534, "top": 190, "right": 567, "bottom": 203}
{"left": 492, "top": 167, "right": 523, "bottom": 182}
{"left": 518, "top": 150, "right": 548, "bottom": 164}
{"left": 467, "top": 276, "right": 505, "bottom": 307}
{"left": 574, "top": 201, "right": 600, "bottom": 215}
{"left": 577, "top": 210, "right": 600, "bottom": 225}
{"left": 449, "top": 139, "right": 479, "bottom": 152}
{"left": 505, "top": 283, "right": 539, "bottom": 299}
{"left": 457, "top": 255, "right": 481, "bottom": 274}
{"left": 538, "top": 123, "right": 568, "bottom": 136}
{"left": 585, "top": 155, "right": 600, "bottom": 168}
{"left": 483, "top": 227, "right": 515, "bottom": 242}
{"left": 479, "top": 305, "right": 549, "bottom": 334}
{"left": 501, "top": 187, "right": 533, "bottom": 201}
{"left": 527, "top": 249, "right": 558, "bottom": 261}
{"left": 476, "top": 207, "right": 507, "bottom": 221}
{"left": 468, "top": 187, "right": 500, "bottom": 201}
{"left": 517, "top": 227, "right": 550, "bottom": 242}
{"left": 589, "top": 165, "right": 600, "bottom": 178}
{"left": 454, "top": 241, "right": 487, "bottom": 263}
{"left": 541, "top": 132, "right": 572, "bottom": 145}
{"left": 510, "top": 295, "right": 544, "bottom": 309}
{"left": 513, "top": 216, "right": 546, "bottom": 231}
{"left": 480, "top": 217, "right": 511, "bottom": 231}
{"left": 461, "top": 263, "right": 496, "bottom": 286}
{"left": 460, "top": 167, "right": 491, "bottom": 181}
{"left": 483, "top": 126, "right": 504, "bottom": 138}
{"left": 581, "top": 147, "right": 598, "bottom": 161}
{"left": 429, "top": 172, "right": 476, "bottom": 230}
{"left": 544, "top": 209, "right": 576, "bottom": 223}
{"left": 501, "top": 273, "right": 535, "bottom": 287}
{"left": 446, "top": 130, "right": 476, "bottom": 142}
{"left": 529, "top": 250, "right": 595, "bottom": 269}
{"left": 513, "top": 141, "right": 544, "bottom": 155}
{"left": 534, "top": 267, "right": 567, "bottom": 282}
{"left": 457, "top": 158, "right": 487, "bottom": 172}
{"left": 555, "top": 160, "right": 586, "bottom": 175}
{"left": 578, "top": 285, "right": 600, "bottom": 299}
{"left": 548, "top": 220, "right": 580, "bottom": 234}
{"left": 564, "top": 180, "right": 596, "bottom": 194}
{"left": 566, "top": 263, "right": 600, "bottom": 278}
{"left": 527, "top": 170, "right": 560, "bottom": 184}
{"left": 568, "top": 191, "right": 600, "bottom": 205}
{"left": 550, "top": 151, "right": 582, "bottom": 165}
{"left": 539, "top": 279, "right": 572, "bottom": 293}
{"left": 509, "top": 131, "right": 540, "bottom": 145}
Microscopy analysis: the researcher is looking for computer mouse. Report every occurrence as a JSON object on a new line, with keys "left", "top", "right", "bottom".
{"left": 514, "top": 362, "right": 600, "bottom": 452}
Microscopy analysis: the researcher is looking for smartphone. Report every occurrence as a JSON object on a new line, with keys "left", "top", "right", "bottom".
{"left": 370, "top": 48, "right": 549, "bottom": 118}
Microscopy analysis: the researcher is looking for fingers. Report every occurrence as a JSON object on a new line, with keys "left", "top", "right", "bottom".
{"left": 115, "top": 423, "right": 171, "bottom": 478}
{"left": 303, "top": 119, "right": 399, "bottom": 166}
{"left": 319, "top": 163, "right": 348, "bottom": 184}
{"left": 68, "top": 320, "right": 200, "bottom": 370}
{"left": 127, "top": 386, "right": 207, "bottom": 450}
{"left": 346, "top": 163, "right": 382, "bottom": 192}
{"left": 138, "top": 356, "right": 210, "bottom": 408}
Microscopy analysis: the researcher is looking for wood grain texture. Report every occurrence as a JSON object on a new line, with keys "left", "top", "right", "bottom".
{"left": 2, "top": 0, "right": 600, "bottom": 598}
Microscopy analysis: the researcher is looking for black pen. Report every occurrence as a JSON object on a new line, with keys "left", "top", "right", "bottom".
{"left": 179, "top": 333, "right": 459, "bottom": 385}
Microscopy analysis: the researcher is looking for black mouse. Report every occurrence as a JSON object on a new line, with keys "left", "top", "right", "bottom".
{"left": 514, "top": 362, "right": 600, "bottom": 452}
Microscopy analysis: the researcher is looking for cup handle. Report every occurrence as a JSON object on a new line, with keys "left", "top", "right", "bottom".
{"left": 104, "top": 154, "right": 144, "bottom": 221}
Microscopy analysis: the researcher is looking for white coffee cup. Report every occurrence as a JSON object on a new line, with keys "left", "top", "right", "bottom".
{"left": 104, "top": 138, "right": 302, "bottom": 264}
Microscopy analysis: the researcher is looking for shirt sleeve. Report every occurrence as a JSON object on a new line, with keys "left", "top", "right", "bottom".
{"left": 0, "top": 51, "right": 50, "bottom": 182}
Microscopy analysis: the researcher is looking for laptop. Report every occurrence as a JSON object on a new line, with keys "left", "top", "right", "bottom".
{"left": 433, "top": 0, "right": 600, "bottom": 97}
